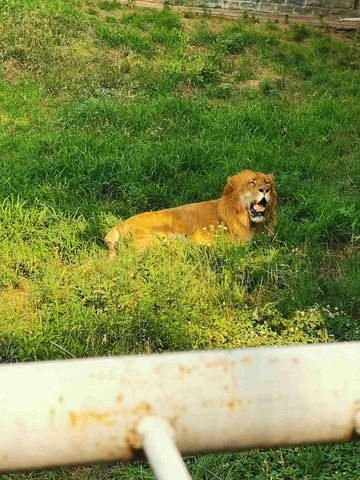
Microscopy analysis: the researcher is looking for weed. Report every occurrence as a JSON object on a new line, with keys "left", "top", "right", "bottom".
{"left": 97, "top": 0, "right": 122, "bottom": 10}
{"left": 201, "top": 2, "right": 211, "bottom": 17}
{"left": 95, "top": 21, "right": 153, "bottom": 55}
{"left": 265, "top": 19, "right": 279, "bottom": 31}
{"left": 221, "top": 30, "right": 245, "bottom": 53}
{"left": 291, "top": 23, "right": 311, "bottom": 42}
{"left": 120, "top": 8, "right": 182, "bottom": 30}
{"left": 209, "top": 81, "right": 233, "bottom": 98}
{"left": 190, "top": 25, "right": 218, "bottom": 46}
{"left": 183, "top": 8, "right": 196, "bottom": 18}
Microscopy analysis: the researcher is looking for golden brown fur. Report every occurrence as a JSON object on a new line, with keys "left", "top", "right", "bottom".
{"left": 105, "top": 170, "right": 276, "bottom": 259}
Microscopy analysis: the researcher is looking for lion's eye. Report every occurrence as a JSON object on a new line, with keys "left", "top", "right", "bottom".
{"left": 250, "top": 180, "right": 256, "bottom": 185}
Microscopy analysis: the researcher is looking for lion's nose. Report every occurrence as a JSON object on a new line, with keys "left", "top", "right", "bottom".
{"left": 259, "top": 188, "right": 270, "bottom": 194}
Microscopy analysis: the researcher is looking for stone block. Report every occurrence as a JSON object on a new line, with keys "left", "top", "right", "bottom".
{"left": 340, "top": 0, "right": 354, "bottom": 7}
{"left": 322, "top": 0, "right": 340, "bottom": 7}
{"left": 290, "top": 0, "right": 307, "bottom": 6}
{"left": 328, "top": 7, "right": 342, "bottom": 14}
{"left": 257, "top": 2, "right": 278, "bottom": 10}
{"left": 277, "top": 4, "right": 295, "bottom": 12}
{"left": 319, "top": 7, "right": 330, "bottom": 13}
{"left": 293, "top": 5, "right": 313, "bottom": 12}
{"left": 239, "top": 1, "right": 257, "bottom": 8}
{"left": 306, "top": 0, "right": 322, "bottom": 6}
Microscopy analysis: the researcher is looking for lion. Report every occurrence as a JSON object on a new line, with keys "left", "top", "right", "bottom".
{"left": 105, "top": 170, "right": 276, "bottom": 259}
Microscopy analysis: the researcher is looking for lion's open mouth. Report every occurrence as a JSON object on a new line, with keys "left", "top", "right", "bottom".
{"left": 250, "top": 198, "right": 267, "bottom": 219}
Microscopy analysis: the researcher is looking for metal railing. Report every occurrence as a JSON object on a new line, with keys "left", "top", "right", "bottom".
{"left": 1, "top": 342, "right": 360, "bottom": 478}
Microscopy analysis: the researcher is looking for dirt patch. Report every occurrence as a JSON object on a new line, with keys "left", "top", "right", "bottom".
{"left": 233, "top": 67, "right": 280, "bottom": 89}
{"left": 0, "top": 282, "right": 38, "bottom": 333}
{"left": 320, "top": 246, "right": 359, "bottom": 278}
{"left": 0, "top": 283, "right": 30, "bottom": 311}
{"left": 80, "top": 2, "right": 128, "bottom": 19}
{"left": 239, "top": 78, "right": 262, "bottom": 88}
{"left": 2, "top": 59, "right": 24, "bottom": 84}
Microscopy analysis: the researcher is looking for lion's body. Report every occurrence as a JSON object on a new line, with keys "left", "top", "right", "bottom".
{"left": 105, "top": 170, "right": 276, "bottom": 259}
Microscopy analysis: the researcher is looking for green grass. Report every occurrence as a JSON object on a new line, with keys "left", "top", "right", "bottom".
{"left": 0, "top": 1, "right": 359, "bottom": 478}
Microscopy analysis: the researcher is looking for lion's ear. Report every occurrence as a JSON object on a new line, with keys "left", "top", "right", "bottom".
{"left": 222, "top": 176, "right": 234, "bottom": 197}
{"left": 266, "top": 174, "right": 274, "bottom": 182}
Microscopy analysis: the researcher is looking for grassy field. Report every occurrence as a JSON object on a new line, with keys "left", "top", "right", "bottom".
{"left": 0, "top": 0, "right": 359, "bottom": 478}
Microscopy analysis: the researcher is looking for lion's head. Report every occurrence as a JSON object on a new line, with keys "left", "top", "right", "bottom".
{"left": 220, "top": 170, "right": 277, "bottom": 233}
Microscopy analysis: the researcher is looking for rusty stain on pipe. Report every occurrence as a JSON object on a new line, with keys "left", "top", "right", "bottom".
{"left": 0, "top": 342, "right": 360, "bottom": 473}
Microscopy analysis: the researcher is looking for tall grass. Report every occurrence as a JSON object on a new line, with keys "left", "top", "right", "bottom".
{"left": 0, "top": 1, "right": 359, "bottom": 478}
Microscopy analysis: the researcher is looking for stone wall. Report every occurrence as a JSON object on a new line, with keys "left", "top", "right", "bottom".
{"left": 193, "top": 0, "right": 360, "bottom": 18}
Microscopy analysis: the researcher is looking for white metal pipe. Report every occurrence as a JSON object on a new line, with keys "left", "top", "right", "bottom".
{"left": 137, "top": 416, "right": 192, "bottom": 480}
{"left": 0, "top": 342, "right": 360, "bottom": 473}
